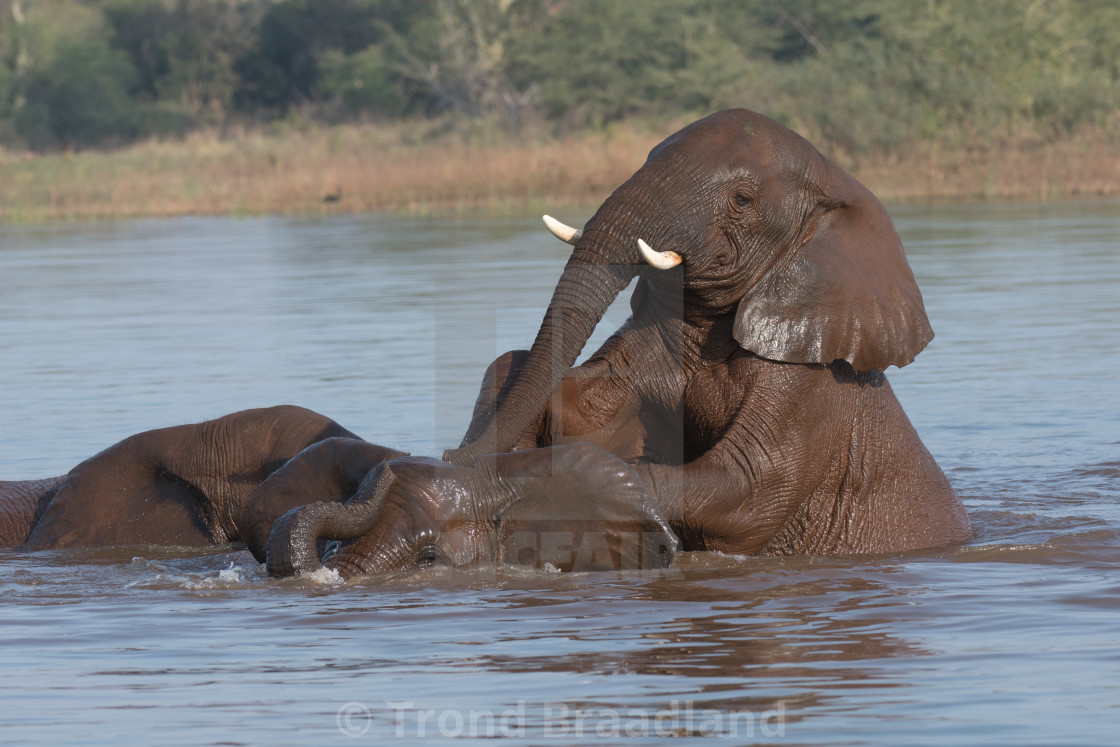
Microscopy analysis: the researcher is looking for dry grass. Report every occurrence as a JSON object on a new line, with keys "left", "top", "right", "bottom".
{"left": 0, "top": 121, "right": 660, "bottom": 223}
{"left": 1, "top": 117, "right": 1118, "bottom": 223}
{"left": 849, "top": 121, "right": 1120, "bottom": 204}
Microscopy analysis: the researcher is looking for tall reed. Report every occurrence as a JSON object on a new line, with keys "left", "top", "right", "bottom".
{"left": 1, "top": 118, "right": 1117, "bottom": 224}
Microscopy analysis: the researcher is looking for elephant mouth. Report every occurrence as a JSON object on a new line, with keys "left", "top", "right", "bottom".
{"left": 265, "top": 460, "right": 401, "bottom": 579}
{"left": 319, "top": 538, "right": 381, "bottom": 577}
{"left": 499, "top": 520, "right": 678, "bottom": 572}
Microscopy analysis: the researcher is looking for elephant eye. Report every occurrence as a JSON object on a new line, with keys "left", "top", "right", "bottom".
{"left": 416, "top": 545, "right": 444, "bottom": 568}
{"left": 733, "top": 193, "right": 752, "bottom": 207}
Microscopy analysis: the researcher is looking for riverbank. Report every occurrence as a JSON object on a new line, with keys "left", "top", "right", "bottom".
{"left": 1, "top": 118, "right": 1118, "bottom": 223}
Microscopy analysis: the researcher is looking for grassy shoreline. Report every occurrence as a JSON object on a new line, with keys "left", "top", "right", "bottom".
{"left": 1, "top": 119, "right": 1118, "bottom": 224}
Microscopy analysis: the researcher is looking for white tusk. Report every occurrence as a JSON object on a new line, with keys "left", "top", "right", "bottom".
{"left": 637, "top": 238, "right": 683, "bottom": 270}
{"left": 542, "top": 214, "right": 582, "bottom": 246}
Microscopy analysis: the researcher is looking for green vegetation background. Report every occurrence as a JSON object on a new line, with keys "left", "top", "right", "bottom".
{"left": 1, "top": 0, "right": 1118, "bottom": 157}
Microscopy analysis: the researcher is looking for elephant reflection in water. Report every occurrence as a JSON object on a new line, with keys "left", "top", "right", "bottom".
{"left": 458, "top": 563, "right": 925, "bottom": 725}
{"left": 1, "top": 108, "right": 969, "bottom": 577}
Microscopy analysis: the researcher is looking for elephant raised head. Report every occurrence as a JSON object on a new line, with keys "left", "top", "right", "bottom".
{"left": 444, "top": 108, "right": 970, "bottom": 555}
{"left": 265, "top": 442, "right": 677, "bottom": 579}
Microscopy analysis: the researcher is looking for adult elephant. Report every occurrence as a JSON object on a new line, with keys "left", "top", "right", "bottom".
{"left": 441, "top": 108, "right": 970, "bottom": 555}
{"left": 0, "top": 406, "right": 392, "bottom": 550}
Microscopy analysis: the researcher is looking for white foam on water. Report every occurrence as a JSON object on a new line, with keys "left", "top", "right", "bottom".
{"left": 302, "top": 566, "right": 344, "bottom": 585}
{"left": 124, "top": 558, "right": 268, "bottom": 590}
{"left": 217, "top": 565, "right": 243, "bottom": 583}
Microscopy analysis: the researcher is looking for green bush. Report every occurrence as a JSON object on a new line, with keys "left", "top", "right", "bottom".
{"left": 505, "top": 0, "right": 746, "bottom": 127}
{"left": 2, "top": 0, "right": 1118, "bottom": 154}
{"left": 0, "top": 63, "right": 13, "bottom": 119}
{"left": 318, "top": 46, "right": 400, "bottom": 118}
{"left": 14, "top": 40, "right": 142, "bottom": 149}
{"left": 233, "top": 0, "right": 383, "bottom": 112}
{"left": 103, "top": 0, "right": 259, "bottom": 119}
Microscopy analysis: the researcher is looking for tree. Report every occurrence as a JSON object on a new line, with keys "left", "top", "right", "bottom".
{"left": 233, "top": 0, "right": 384, "bottom": 112}
{"left": 504, "top": 0, "right": 751, "bottom": 127}
{"left": 103, "top": 0, "right": 263, "bottom": 119}
{"left": 378, "top": 0, "right": 537, "bottom": 122}
{"left": 14, "top": 38, "right": 141, "bottom": 148}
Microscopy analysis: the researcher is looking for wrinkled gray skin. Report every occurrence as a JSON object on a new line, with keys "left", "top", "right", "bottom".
{"left": 265, "top": 441, "right": 677, "bottom": 578}
{"left": 0, "top": 408, "right": 676, "bottom": 579}
{"left": 440, "top": 108, "right": 970, "bottom": 555}
{"left": 0, "top": 406, "right": 364, "bottom": 550}
{"left": 238, "top": 436, "right": 405, "bottom": 562}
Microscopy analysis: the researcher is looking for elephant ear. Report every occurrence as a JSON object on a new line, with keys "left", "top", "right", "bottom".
{"left": 733, "top": 162, "right": 933, "bottom": 372}
{"left": 494, "top": 442, "right": 678, "bottom": 572}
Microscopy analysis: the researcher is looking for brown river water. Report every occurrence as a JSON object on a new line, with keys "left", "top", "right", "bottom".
{"left": 1, "top": 202, "right": 1118, "bottom": 745}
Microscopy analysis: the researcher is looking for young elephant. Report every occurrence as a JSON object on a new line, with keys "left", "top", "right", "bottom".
{"left": 265, "top": 442, "right": 678, "bottom": 579}
{"left": 1, "top": 406, "right": 365, "bottom": 550}
{"left": 443, "top": 108, "right": 971, "bottom": 555}
{"left": 1, "top": 407, "right": 675, "bottom": 579}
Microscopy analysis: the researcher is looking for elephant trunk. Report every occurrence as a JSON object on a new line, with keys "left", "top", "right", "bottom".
{"left": 444, "top": 211, "right": 644, "bottom": 465}
{"left": 265, "top": 462, "right": 395, "bottom": 578}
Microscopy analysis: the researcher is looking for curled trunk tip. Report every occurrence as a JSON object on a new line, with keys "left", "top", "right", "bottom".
{"left": 265, "top": 502, "right": 333, "bottom": 577}
{"left": 265, "top": 462, "right": 397, "bottom": 578}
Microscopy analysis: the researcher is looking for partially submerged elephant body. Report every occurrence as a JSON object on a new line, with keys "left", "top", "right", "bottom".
{"left": 0, "top": 407, "right": 677, "bottom": 578}
{"left": 263, "top": 441, "right": 676, "bottom": 578}
{"left": 442, "top": 108, "right": 970, "bottom": 555}
{"left": 0, "top": 406, "right": 373, "bottom": 551}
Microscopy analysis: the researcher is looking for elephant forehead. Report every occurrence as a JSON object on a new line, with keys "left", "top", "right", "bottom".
{"left": 644, "top": 109, "right": 814, "bottom": 185}
{"left": 362, "top": 494, "right": 436, "bottom": 540}
{"left": 386, "top": 457, "right": 476, "bottom": 503}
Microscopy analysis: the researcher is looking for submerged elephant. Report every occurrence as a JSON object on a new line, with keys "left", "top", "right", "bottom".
{"left": 0, "top": 407, "right": 676, "bottom": 578}
{"left": 431, "top": 108, "right": 970, "bottom": 554}
{"left": 264, "top": 441, "right": 676, "bottom": 578}
{"left": 0, "top": 406, "right": 382, "bottom": 550}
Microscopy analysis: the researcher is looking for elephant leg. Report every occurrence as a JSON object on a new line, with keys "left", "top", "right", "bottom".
{"left": 638, "top": 359, "right": 970, "bottom": 555}
{"left": 546, "top": 366, "right": 647, "bottom": 462}
{"left": 237, "top": 437, "right": 405, "bottom": 562}
{"left": 460, "top": 343, "right": 647, "bottom": 462}
{"left": 0, "top": 477, "right": 66, "bottom": 548}
{"left": 460, "top": 350, "right": 539, "bottom": 452}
